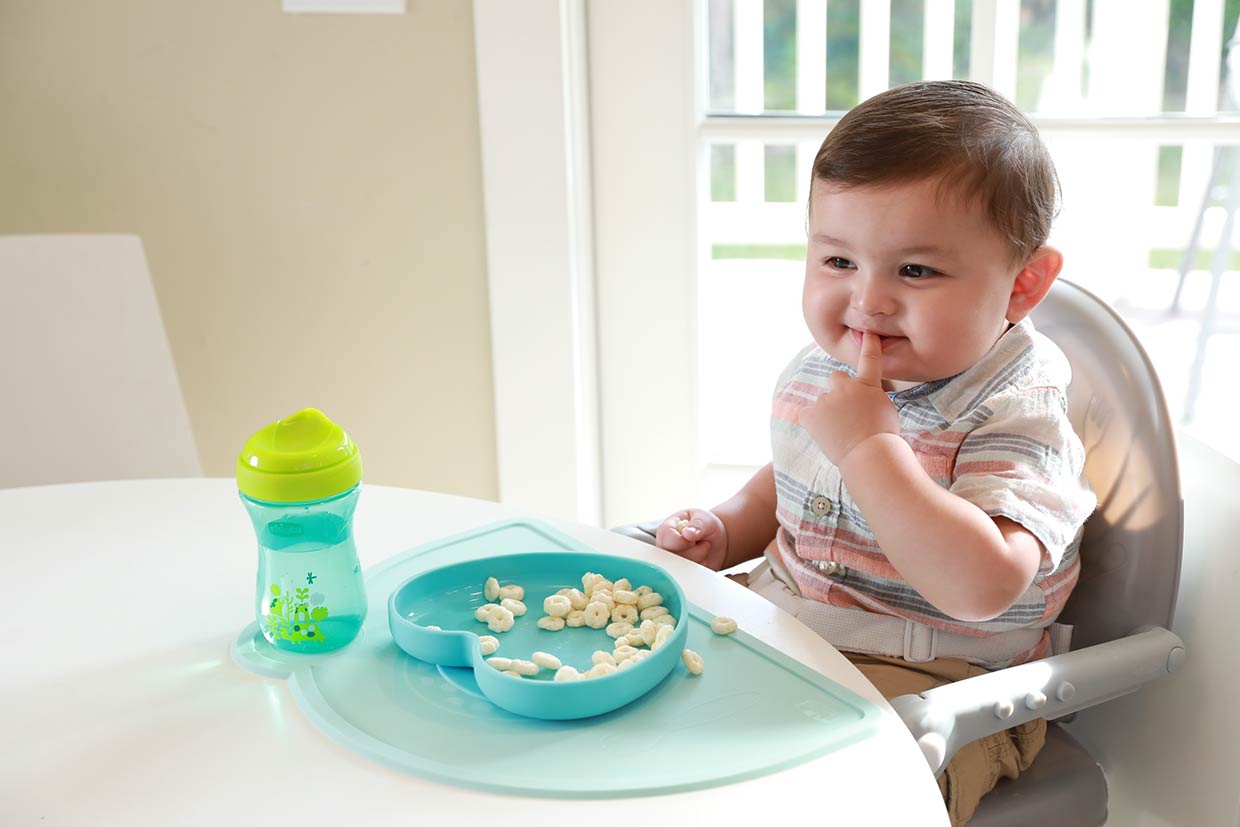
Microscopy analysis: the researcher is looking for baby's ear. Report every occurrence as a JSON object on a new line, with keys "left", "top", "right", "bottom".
{"left": 1005, "top": 246, "right": 1063, "bottom": 323}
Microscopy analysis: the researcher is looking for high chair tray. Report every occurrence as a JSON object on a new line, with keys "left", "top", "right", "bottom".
{"left": 232, "top": 518, "right": 881, "bottom": 798}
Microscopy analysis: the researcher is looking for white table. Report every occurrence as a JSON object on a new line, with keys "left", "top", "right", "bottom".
{"left": 1, "top": 479, "right": 948, "bottom": 825}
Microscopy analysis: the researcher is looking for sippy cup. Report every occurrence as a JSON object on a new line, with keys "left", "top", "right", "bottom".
{"left": 237, "top": 408, "right": 367, "bottom": 653}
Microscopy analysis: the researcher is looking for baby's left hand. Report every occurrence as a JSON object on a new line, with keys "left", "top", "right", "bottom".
{"left": 797, "top": 331, "right": 900, "bottom": 466}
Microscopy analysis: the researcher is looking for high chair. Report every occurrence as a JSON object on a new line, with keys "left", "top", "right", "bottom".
{"left": 615, "top": 278, "right": 1185, "bottom": 826}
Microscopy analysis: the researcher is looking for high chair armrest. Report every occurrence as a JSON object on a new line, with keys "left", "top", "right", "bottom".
{"left": 612, "top": 521, "right": 660, "bottom": 545}
{"left": 889, "top": 626, "right": 1186, "bottom": 776}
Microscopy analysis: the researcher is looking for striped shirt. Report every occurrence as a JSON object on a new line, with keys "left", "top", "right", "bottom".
{"left": 769, "top": 318, "right": 1096, "bottom": 666}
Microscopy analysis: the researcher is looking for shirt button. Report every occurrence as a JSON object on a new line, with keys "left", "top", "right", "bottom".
{"left": 810, "top": 496, "right": 832, "bottom": 516}
{"left": 822, "top": 561, "right": 842, "bottom": 575}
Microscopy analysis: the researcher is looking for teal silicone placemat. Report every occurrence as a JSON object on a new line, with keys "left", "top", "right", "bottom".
{"left": 255, "top": 519, "right": 881, "bottom": 797}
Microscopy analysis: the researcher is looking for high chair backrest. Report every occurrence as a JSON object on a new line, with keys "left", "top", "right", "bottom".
{"left": 1029, "top": 279, "right": 1183, "bottom": 649}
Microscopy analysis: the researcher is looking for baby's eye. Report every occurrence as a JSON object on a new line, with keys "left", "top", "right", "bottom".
{"left": 824, "top": 256, "right": 856, "bottom": 270}
{"left": 899, "top": 263, "right": 939, "bottom": 279}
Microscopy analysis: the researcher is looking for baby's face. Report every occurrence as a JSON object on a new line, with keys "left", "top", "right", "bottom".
{"left": 803, "top": 178, "right": 1022, "bottom": 391}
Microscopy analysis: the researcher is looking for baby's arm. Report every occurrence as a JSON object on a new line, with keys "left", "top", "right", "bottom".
{"left": 798, "top": 332, "right": 1041, "bottom": 621}
{"left": 839, "top": 437, "right": 1042, "bottom": 621}
{"left": 655, "top": 463, "right": 780, "bottom": 571}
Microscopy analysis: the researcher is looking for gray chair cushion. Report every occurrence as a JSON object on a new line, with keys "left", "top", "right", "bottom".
{"left": 967, "top": 725, "right": 1107, "bottom": 827}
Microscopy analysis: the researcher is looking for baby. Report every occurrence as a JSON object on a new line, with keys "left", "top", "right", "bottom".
{"left": 656, "top": 80, "right": 1095, "bottom": 825}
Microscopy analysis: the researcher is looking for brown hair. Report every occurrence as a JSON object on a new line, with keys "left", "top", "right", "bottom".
{"left": 810, "top": 80, "right": 1059, "bottom": 264}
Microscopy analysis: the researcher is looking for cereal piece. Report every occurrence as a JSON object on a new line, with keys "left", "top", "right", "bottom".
{"left": 592, "top": 650, "right": 617, "bottom": 666}
{"left": 637, "top": 592, "right": 664, "bottom": 611}
{"left": 501, "top": 597, "right": 527, "bottom": 617}
{"left": 532, "top": 651, "right": 562, "bottom": 671}
{"left": 486, "top": 656, "right": 513, "bottom": 671}
{"left": 584, "top": 662, "right": 617, "bottom": 679}
{"left": 711, "top": 616, "right": 738, "bottom": 635}
{"left": 484, "top": 576, "right": 500, "bottom": 602}
{"left": 543, "top": 594, "right": 572, "bottom": 618}
{"left": 554, "top": 665, "right": 582, "bottom": 682}
{"left": 588, "top": 591, "right": 616, "bottom": 611}
{"left": 612, "top": 645, "right": 639, "bottom": 663}
{"left": 565, "top": 610, "right": 586, "bottom": 627}
{"left": 635, "top": 585, "right": 653, "bottom": 597}
{"left": 640, "top": 606, "right": 670, "bottom": 621}
{"left": 425, "top": 625, "right": 441, "bottom": 631}
{"left": 584, "top": 602, "right": 610, "bottom": 629}
{"left": 590, "top": 579, "right": 615, "bottom": 596}
{"left": 682, "top": 649, "right": 704, "bottom": 675}
{"left": 639, "top": 620, "right": 658, "bottom": 646}
{"left": 613, "top": 578, "right": 633, "bottom": 593}
{"left": 582, "top": 572, "right": 604, "bottom": 593}
{"left": 498, "top": 585, "right": 525, "bottom": 601}
{"left": 652, "top": 614, "right": 677, "bottom": 628}
{"left": 611, "top": 604, "right": 639, "bottom": 624}
{"left": 613, "top": 589, "right": 639, "bottom": 606}
{"left": 475, "top": 603, "right": 501, "bottom": 622}
{"left": 510, "top": 659, "right": 540, "bottom": 676}
{"left": 565, "top": 588, "right": 589, "bottom": 611}
{"left": 652, "top": 624, "right": 674, "bottom": 651}
{"left": 537, "top": 615, "right": 566, "bottom": 631}
{"left": 487, "top": 606, "right": 516, "bottom": 633}
{"left": 606, "top": 621, "right": 635, "bottom": 639}
{"left": 503, "top": 669, "right": 523, "bottom": 678}
{"left": 617, "top": 656, "right": 641, "bottom": 670}
{"left": 675, "top": 518, "right": 690, "bottom": 534}
{"left": 478, "top": 635, "right": 500, "bottom": 655}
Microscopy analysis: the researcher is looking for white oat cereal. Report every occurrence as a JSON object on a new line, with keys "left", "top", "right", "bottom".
{"left": 636, "top": 592, "right": 663, "bottom": 611}
{"left": 584, "top": 662, "right": 617, "bottom": 679}
{"left": 486, "top": 656, "right": 513, "bottom": 671}
{"left": 592, "top": 650, "right": 617, "bottom": 666}
{"left": 565, "top": 610, "right": 586, "bottom": 627}
{"left": 605, "top": 621, "right": 635, "bottom": 639}
{"left": 710, "top": 616, "right": 738, "bottom": 635}
{"left": 543, "top": 594, "right": 572, "bottom": 618}
{"left": 611, "top": 604, "right": 639, "bottom": 625}
{"left": 474, "top": 603, "right": 501, "bottom": 622}
{"left": 554, "top": 665, "right": 582, "bottom": 682}
{"left": 565, "top": 588, "right": 589, "bottom": 611}
{"left": 510, "top": 659, "right": 540, "bottom": 676}
{"left": 501, "top": 597, "right": 527, "bottom": 617}
{"left": 584, "top": 602, "right": 610, "bottom": 629}
{"left": 498, "top": 585, "right": 525, "bottom": 601}
{"left": 613, "top": 589, "right": 639, "bottom": 606}
{"left": 478, "top": 635, "right": 500, "bottom": 655}
{"left": 487, "top": 606, "right": 516, "bottom": 633}
{"left": 531, "top": 651, "right": 562, "bottom": 671}
{"left": 682, "top": 649, "right": 704, "bottom": 675}
{"left": 484, "top": 577, "right": 501, "bottom": 602}
{"left": 640, "top": 606, "right": 670, "bottom": 621}
{"left": 536, "top": 615, "right": 566, "bottom": 631}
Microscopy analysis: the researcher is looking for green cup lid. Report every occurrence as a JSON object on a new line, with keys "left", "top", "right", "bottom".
{"left": 236, "top": 408, "right": 362, "bottom": 503}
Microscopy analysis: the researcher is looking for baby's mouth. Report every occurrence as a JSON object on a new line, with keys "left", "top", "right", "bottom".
{"left": 849, "top": 327, "right": 903, "bottom": 349}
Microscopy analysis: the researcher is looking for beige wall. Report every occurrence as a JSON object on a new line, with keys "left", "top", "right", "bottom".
{"left": 0, "top": 0, "right": 498, "bottom": 499}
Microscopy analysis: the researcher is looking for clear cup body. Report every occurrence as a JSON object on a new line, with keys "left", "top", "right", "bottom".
{"left": 241, "top": 484, "right": 367, "bottom": 652}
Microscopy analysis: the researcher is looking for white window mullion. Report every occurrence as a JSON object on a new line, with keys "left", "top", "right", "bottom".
{"left": 796, "top": 0, "right": 827, "bottom": 114}
{"left": 1181, "top": 0, "right": 1225, "bottom": 210}
{"left": 922, "top": 0, "right": 955, "bottom": 81}
{"left": 1043, "top": 0, "right": 1087, "bottom": 111}
{"left": 735, "top": 0, "right": 765, "bottom": 205}
{"left": 858, "top": 0, "right": 890, "bottom": 100}
{"left": 969, "top": 0, "right": 1019, "bottom": 99}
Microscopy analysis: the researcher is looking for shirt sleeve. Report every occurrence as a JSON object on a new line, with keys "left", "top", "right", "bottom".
{"left": 949, "top": 387, "right": 1097, "bottom": 573}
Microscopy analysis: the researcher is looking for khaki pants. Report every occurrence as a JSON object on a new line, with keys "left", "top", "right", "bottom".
{"left": 845, "top": 651, "right": 1046, "bottom": 826}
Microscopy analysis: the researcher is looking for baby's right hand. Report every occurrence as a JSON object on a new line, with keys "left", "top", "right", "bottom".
{"left": 655, "top": 509, "right": 729, "bottom": 571}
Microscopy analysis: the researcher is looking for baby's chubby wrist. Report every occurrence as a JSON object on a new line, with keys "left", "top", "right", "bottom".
{"left": 836, "top": 432, "right": 909, "bottom": 479}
